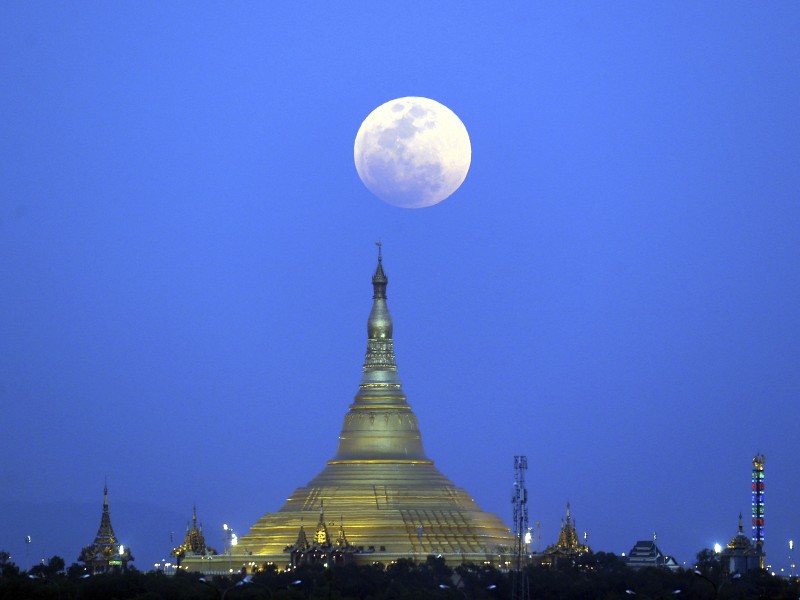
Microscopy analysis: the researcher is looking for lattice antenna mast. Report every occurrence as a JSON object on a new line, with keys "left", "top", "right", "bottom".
{"left": 511, "top": 455, "right": 529, "bottom": 600}
{"left": 512, "top": 456, "right": 529, "bottom": 556}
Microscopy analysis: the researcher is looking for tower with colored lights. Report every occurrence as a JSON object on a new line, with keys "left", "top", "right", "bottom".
{"left": 751, "top": 453, "right": 765, "bottom": 568}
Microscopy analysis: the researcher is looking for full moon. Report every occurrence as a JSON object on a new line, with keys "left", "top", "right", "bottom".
{"left": 354, "top": 97, "right": 471, "bottom": 209}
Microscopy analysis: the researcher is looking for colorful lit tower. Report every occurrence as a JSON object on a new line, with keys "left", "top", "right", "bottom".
{"left": 751, "top": 453, "right": 765, "bottom": 568}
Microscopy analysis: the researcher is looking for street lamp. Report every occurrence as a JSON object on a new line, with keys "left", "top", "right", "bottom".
{"left": 223, "top": 524, "right": 237, "bottom": 573}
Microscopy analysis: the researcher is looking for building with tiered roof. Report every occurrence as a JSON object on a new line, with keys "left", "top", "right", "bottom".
{"left": 542, "top": 503, "right": 591, "bottom": 567}
{"left": 284, "top": 505, "right": 358, "bottom": 568}
{"left": 183, "top": 248, "right": 513, "bottom": 572}
{"left": 720, "top": 513, "right": 762, "bottom": 576}
{"left": 172, "top": 506, "right": 218, "bottom": 566}
{"left": 624, "top": 538, "right": 680, "bottom": 571}
{"left": 78, "top": 485, "right": 134, "bottom": 573}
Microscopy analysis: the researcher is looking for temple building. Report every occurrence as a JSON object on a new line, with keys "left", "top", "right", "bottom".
{"left": 624, "top": 538, "right": 680, "bottom": 571}
{"left": 184, "top": 248, "right": 513, "bottom": 571}
{"left": 78, "top": 485, "right": 134, "bottom": 573}
{"left": 284, "top": 505, "right": 358, "bottom": 568}
{"left": 172, "top": 506, "right": 218, "bottom": 566}
{"left": 720, "top": 513, "right": 762, "bottom": 576}
{"left": 541, "top": 503, "right": 591, "bottom": 567}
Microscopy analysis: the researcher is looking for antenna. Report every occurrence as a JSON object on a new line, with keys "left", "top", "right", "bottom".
{"left": 511, "top": 455, "right": 529, "bottom": 600}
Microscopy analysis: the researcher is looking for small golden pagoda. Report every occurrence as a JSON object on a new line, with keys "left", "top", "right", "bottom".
{"left": 719, "top": 512, "right": 762, "bottom": 576}
{"left": 186, "top": 248, "right": 513, "bottom": 571}
{"left": 284, "top": 505, "right": 357, "bottom": 567}
{"left": 172, "top": 506, "right": 218, "bottom": 566}
{"left": 542, "top": 502, "right": 590, "bottom": 567}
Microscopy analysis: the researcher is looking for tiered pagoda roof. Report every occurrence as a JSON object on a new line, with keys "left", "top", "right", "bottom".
{"left": 542, "top": 503, "right": 591, "bottom": 566}
{"left": 78, "top": 485, "right": 133, "bottom": 573}
{"left": 172, "top": 506, "right": 218, "bottom": 565}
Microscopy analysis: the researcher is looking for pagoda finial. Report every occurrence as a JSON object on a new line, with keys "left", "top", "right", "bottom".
{"left": 366, "top": 246, "right": 392, "bottom": 341}
{"left": 315, "top": 505, "right": 329, "bottom": 546}
{"left": 372, "top": 241, "right": 387, "bottom": 300}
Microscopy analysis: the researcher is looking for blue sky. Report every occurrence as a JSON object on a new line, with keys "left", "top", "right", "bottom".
{"left": 1, "top": 2, "right": 799, "bottom": 571}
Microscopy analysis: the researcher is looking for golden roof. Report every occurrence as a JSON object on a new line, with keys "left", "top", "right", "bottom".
{"left": 544, "top": 502, "right": 590, "bottom": 556}
{"left": 753, "top": 453, "right": 765, "bottom": 470}
{"left": 172, "top": 505, "right": 217, "bottom": 560}
{"left": 726, "top": 513, "right": 755, "bottom": 551}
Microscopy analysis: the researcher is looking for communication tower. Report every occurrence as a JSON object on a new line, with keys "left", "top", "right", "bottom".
{"left": 751, "top": 453, "right": 765, "bottom": 568}
{"left": 511, "top": 455, "right": 529, "bottom": 600}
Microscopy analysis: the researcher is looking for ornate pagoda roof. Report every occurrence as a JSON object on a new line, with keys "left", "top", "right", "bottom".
{"left": 725, "top": 513, "right": 758, "bottom": 554}
{"left": 78, "top": 485, "right": 133, "bottom": 572}
{"left": 544, "top": 502, "right": 591, "bottom": 556}
{"left": 172, "top": 505, "right": 218, "bottom": 562}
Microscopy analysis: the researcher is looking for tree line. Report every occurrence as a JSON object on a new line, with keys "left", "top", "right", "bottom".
{"left": 1, "top": 549, "right": 798, "bottom": 599}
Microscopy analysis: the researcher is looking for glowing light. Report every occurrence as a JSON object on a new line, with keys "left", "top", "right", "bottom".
{"left": 714, "top": 543, "right": 722, "bottom": 554}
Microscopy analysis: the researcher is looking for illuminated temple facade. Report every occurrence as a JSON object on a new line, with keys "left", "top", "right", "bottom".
{"left": 185, "top": 249, "right": 513, "bottom": 571}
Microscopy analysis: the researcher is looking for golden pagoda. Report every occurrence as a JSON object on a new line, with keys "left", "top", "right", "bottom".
{"left": 186, "top": 248, "right": 513, "bottom": 571}
{"left": 719, "top": 513, "right": 762, "bottom": 576}
{"left": 542, "top": 502, "right": 590, "bottom": 567}
{"left": 172, "top": 506, "right": 218, "bottom": 566}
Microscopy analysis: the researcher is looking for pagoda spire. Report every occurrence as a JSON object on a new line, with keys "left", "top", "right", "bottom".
{"left": 314, "top": 506, "right": 329, "bottom": 546}
{"left": 171, "top": 505, "right": 217, "bottom": 565}
{"left": 372, "top": 241, "right": 387, "bottom": 300}
{"left": 98, "top": 484, "right": 115, "bottom": 543}
{"left": 294, "top": 521, "right": 309, "bottom": 551}
{"left": 354, "top": 244, "right": 404, "bottom": 401}
{"left": 365, "top": 241, "right": 393, "bottom": 351}
{"left": 329, "top": 246, "right": 431, "bottom": 463}
{"left": 79, "top": 484, "right": 134, "bottom": 573}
